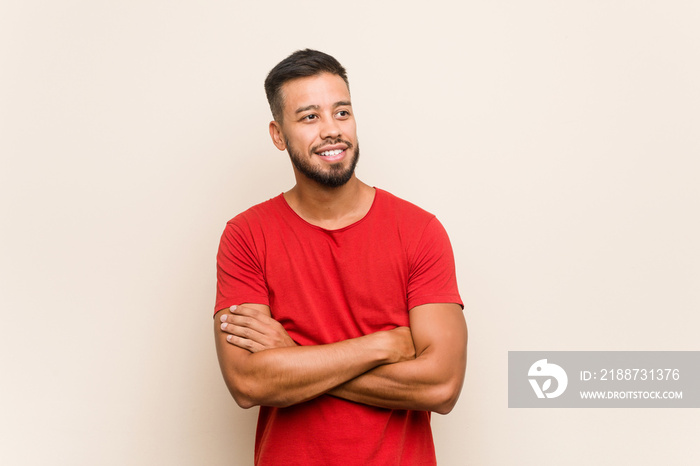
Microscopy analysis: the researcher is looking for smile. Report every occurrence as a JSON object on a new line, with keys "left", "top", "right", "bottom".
{"left": 318, "top": 149, "right": 344, "bottom": 157}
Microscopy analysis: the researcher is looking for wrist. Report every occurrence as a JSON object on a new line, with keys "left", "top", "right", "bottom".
{"left": 361, "top": 329, "right": 411, "bottom": 365}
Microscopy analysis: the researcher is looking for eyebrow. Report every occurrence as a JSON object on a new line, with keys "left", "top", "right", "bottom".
{"left": 294, "top": 101, "right": 353, "bottom": 114}
{"left": 295, "top": 104, "right": 319, "bottom": 114}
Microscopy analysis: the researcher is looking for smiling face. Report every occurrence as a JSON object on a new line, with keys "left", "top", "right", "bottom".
{"left": 269, "top": 72, "right": 359, "bottom": 188}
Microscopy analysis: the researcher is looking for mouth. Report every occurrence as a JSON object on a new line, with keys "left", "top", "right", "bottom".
{"left": 314, "top": 144, "right": 348, "bottom": 163}
{"left": 318, "top": 149, "right": 344, "bottom": 157}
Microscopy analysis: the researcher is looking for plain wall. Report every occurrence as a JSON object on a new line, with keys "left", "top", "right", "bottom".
{"left": 1, "top": 1, "right": 698, "bottom": 464}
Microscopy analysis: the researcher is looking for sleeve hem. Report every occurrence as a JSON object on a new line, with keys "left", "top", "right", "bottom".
{"left": 214, "top": 296, "right": 271, "bottom": 317}
{"left": 408, "top": 295, "right": 464, "bottom": 311}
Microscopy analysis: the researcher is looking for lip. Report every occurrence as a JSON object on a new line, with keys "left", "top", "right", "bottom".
{"left": 315, "top": 144, "right": 348, "bottom": 163}
{"left": 316, "top": 149, "right": 346, "bottom": 163}
{"left": 315, "top": 143, "right": 347, "bottom": 154}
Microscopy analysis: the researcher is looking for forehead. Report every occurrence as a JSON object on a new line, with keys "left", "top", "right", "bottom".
{"left": 281, "top": 73, "right": 350, "bottom": 114}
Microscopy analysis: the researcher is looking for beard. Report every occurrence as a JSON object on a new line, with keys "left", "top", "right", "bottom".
{"left": 285, "top": 137, "right": 360, "bottom": 188}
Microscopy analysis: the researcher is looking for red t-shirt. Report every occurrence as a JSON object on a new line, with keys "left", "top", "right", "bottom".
{"left": 216, "top": 188, "right": 462, "bottom": 465}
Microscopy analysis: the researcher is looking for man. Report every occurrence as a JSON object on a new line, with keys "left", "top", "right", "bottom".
{"left": 214, "top": 49, "right": 467, "bottom": 465}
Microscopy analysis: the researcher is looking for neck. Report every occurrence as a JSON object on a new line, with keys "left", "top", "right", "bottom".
{"left": 284, "top": 174, "right": 375, "bottom": 230}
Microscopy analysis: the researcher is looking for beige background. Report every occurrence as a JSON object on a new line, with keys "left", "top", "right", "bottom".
{"left": 1, "top": 1, "right": 698, "bottom": 465}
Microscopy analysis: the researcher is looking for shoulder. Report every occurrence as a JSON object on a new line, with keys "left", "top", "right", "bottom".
{"left": 373, "top": 188, "right": 439, "bottom": 236}
{"left": 224, "top": 194, "right": 288, "bottom": 232}
{"left": 228, "top": 194, "right": 285, "bottom": 223}
{"left": 372, "top": 188, "right": 454, "bottom": 252}
{"left": 374, "top": 188, "right": 435, "bottom": 222}
{"left": 219, "top": 194, "right": 290, "bottom": 251}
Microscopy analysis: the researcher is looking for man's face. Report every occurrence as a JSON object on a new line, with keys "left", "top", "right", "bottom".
{"left": 271, "top": 73, "right": 359, "bottom": 188}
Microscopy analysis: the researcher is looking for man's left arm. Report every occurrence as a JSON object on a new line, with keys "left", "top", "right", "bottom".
{"left": 328, "top": 302, "right": 467, "bottom": 414}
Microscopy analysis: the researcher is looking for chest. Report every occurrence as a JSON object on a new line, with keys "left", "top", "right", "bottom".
{"left": 261, "top": 228, "right": 411, "bottom": 344}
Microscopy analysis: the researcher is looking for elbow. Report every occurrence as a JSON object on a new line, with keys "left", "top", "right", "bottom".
{"left": 432, "top": 391, "right": 459, "bottom": 415}
{"left": 225, "top": 376, "right": 258, "bottom": 409}
{"left": 225, "top": 374, "right": 295, "bottom": 409}
{"left": 431, "top": 350, "right": 467, "bottom": 414}
{"left": 222, "top": 369, "right": 268, "bottom": 409}
{"left": 231, "top": 388, "right": 257, "bottom": 410}
{"left": 429, "top": 379, "right": 463, "bottom": 415}
{"left": 233, "top": 395, "right": 256, "bottom": 410}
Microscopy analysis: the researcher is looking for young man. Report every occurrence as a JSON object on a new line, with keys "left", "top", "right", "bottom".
{"left": 214, "top": 49, "right": 467, "bottom": 465}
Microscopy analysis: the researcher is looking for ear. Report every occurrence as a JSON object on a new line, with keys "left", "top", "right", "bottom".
{"left": 269, "top": 121, "right": 286, "bottom": 151}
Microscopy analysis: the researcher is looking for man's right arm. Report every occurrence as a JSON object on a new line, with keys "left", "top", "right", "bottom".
{"left": 214, "top": 304, "right": 415, "bottom": 409}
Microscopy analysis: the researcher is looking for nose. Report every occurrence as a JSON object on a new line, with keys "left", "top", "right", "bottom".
{"left": 319, "top": 115, "right": 341, "bottom": 140}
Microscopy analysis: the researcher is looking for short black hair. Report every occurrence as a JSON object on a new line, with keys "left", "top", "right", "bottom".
{"left": 264, "top": 49, "right": 349, "bottom": 122}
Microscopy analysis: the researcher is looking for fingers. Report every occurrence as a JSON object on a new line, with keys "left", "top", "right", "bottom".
{"left": 220, "top": 307, "right": 270, "bottom": 336}
{"left": 228, "top": 304, "right": 265, "bottom": 318}
{"left": 220, "top": 312, "right": 266, "bottom": 351}
{"left": 220, "top": 314, "right": 261, "bottom": 338}
{"left": 225, "top": 333, "right": 265, "bottom": 353}
{"left": 219, "top": 305, "right": 295, "bottom": 352}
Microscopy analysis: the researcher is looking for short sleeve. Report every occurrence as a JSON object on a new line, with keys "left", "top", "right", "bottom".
{"left": 214, "top": 215, "right": 269, "bottom": 314}
{"left": 406, "top": 217, "right": 463, "bottom": 310}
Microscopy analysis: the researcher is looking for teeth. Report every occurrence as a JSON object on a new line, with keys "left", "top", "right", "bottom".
{"left": 319, "top": 149, "right": 343, "bottom": 157}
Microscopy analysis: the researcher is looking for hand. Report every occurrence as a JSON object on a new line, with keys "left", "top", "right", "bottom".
{"left": 220, "top": 305, "right": 297, "bottom": 353}
{"left": 380, "top": 326, "right": 416, "bottom": 364}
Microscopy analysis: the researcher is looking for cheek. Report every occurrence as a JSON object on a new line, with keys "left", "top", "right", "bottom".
{"left": 285, "top": 131, "right": 314, "bottom": 151}
{"left": 342, "top": 121, "right": 357, "bottom": 138}
{"left": 302, "top": 132, "right": 323, "bottom": 149}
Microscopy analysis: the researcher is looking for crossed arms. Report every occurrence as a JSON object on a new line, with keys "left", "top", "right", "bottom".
{"left": 214, "top": 302, "right": 467, "bottom": 414}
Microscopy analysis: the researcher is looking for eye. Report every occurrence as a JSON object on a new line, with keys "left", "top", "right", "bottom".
{"left": 302, "top": 114, "right": 318, "bottom": 121}
{"left": 335, "top": 110, "right": 350, "bottom": 118}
